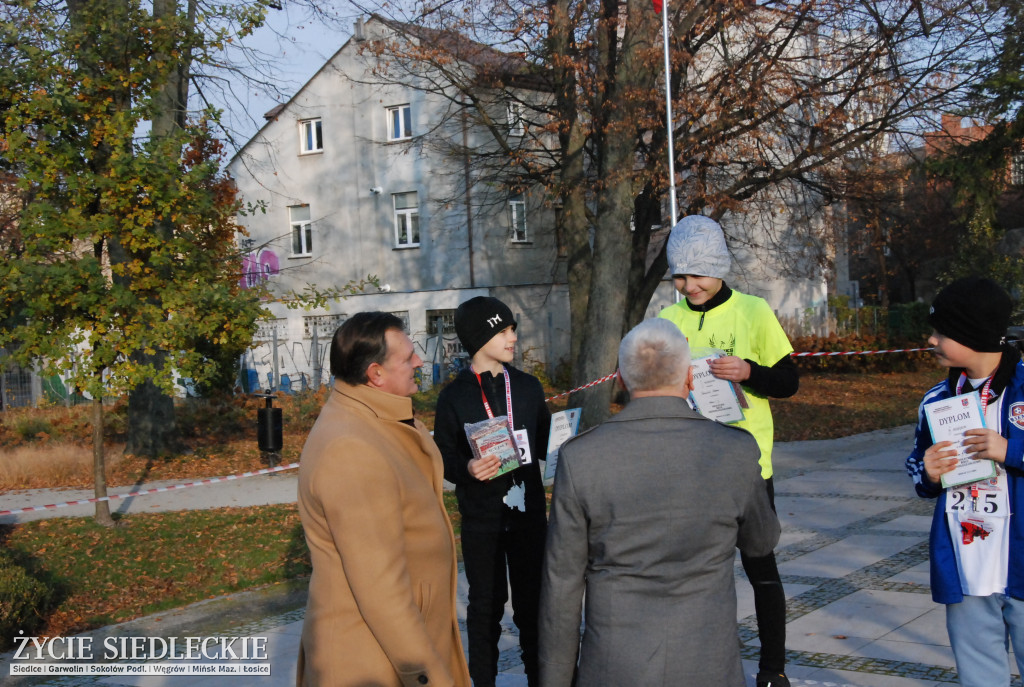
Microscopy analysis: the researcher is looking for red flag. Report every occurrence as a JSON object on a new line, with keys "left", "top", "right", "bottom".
{"left": 653, "top": 0, "right": 663, "bottom": 12}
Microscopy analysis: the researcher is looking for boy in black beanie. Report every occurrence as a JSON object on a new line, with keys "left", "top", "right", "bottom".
{"left": 906, "top": 276, "right": 1023, "bottom": 687}
{"left": 433, "top": 296, "right": 550, "bottom": 687}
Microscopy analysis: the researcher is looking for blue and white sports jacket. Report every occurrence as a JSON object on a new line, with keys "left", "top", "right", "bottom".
{"left": 905, "top": 352, "right": 1024, "bottom": 604}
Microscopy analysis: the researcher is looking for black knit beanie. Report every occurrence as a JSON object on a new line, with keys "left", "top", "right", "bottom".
{"left": 454, "top": 297, "right": 517, "bottom": 358}
{"left": 928, "top": 277, "right": 1011, "bottom": 353}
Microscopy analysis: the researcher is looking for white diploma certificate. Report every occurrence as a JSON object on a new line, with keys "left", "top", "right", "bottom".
{"left": 689, "top": 353, "right": 745, "bottom": 424}
{"left": 544, "top": 408, "right": 581, "bottom": 480}
{"left": 924, "top": 391, "right": 996, "bottom": 488}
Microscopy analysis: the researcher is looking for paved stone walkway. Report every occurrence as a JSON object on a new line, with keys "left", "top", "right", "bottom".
{"left": 2, "top": 425, "right": 1021, "bottom": 686}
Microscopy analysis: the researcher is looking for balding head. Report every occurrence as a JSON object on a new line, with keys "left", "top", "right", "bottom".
{"left": 618, "top": 319, "right": 692, "bottom": 397}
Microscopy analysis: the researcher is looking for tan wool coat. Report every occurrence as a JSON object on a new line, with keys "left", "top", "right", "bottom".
{"left": 296, "top": 380, "right": 470, "bottom": 687}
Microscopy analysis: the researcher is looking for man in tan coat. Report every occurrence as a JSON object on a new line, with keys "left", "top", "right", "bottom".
{"left": 297, "top": 312, "right": 470, "bottom": 687}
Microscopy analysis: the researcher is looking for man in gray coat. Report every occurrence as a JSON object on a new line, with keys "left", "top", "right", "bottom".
{"left": 539, "top": 318, "right": 781, "bottom": 687}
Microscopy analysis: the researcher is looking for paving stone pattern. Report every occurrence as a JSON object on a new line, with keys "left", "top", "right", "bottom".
{"left": 3, "top": 425, "right": 1022, "bottom": 686}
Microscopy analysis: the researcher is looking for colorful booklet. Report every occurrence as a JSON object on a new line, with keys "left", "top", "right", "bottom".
{"left": 465, "top": 416, "right": 522, "bottom": 479}
{"left": 924, "top": 390, "right": 996, "bottom": 488}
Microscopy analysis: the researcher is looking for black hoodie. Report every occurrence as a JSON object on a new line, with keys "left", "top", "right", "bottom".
{"left": 433, "top": 365, "right": 550, "bottom": 533}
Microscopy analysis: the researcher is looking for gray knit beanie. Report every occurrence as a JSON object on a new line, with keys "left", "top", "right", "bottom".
{"left": 666, "top": 215, "right": 731, "bottom": 279}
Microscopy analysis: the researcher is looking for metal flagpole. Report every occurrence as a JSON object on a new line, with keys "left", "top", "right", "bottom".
{"left": 660, "top": 0, "right": 678, "bottom": 227}
{"left": 658, "top": 0, "right": 681, "bottom": 303}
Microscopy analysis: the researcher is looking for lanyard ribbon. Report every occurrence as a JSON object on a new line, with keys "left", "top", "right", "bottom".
{"left": 474, "top": 365, "right": 515, "bottom": 430}
{"left": 955, "top": 372, "right": 997, "bottom": 506}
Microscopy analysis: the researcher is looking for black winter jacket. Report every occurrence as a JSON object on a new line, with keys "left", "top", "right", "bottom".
{"left": 433, "top": 365, "right": 550, "bottom": 533}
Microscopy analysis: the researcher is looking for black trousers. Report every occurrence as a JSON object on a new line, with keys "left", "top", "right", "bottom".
{"left": 461, "top": 523, "right": 546, "bottom": 687}
{"left": 740, "top": 477, "right": 787, "bottom": 674}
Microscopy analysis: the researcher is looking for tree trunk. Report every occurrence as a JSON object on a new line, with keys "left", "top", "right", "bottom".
{"left": 126, "top": 364, "right": 182, "bottom": 456}
{"left": 548, "top": 0, "right": 592, "bottom": 380}
{"left": 576, "top": 180, "right": 636, "bottom": 427}
{"left": 563, "top": 158, "right": 591, "bottom": 380}
{"left": 626, "top": 189, "right": 670, "bottom": 329}
{"left": 571, "top": 0, "right": 657, "bottom": 428}
{"left": 123, "top": 0, "right": 194, "bottom": 457}
{"left": 92, "top": 395, "right": 115, "bottom": 526}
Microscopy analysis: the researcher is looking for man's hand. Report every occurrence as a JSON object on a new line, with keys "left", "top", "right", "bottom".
{"left": 468, "top": 455, "right": 501, "bottom": 481}
{"left": 707, "top": 355, "right": 751, "bottom": 383}
{"left": 963, "top": 428, "right": 1008, "bottom": 464}
{"left": 923, "top": 440, "right": 958, "bottom": 484}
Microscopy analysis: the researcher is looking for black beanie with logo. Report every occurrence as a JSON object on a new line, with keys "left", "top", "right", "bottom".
{"left": 928, "top": 276, "right": 1011, "bottom": 353}
{"left": 454, "top": 296, "right": 517, "bottom": 358}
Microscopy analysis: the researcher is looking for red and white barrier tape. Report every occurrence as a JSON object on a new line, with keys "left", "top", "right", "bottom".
{"left": 545, "top": 371, "right": 619, "bottom": 402}
{"left": 2, "top": 346, "right": 932, "bottom": 518}
{"left": 542, "top": 347, "right": 933, "bottom": 401}
{"left": 790, "top": 347, "right": 933, "bottom": 357}
{"left": 0, "top": 463, "right": 299, "bottom": 517}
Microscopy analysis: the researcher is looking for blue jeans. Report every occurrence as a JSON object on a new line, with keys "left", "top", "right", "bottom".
{"left": 946, "top": 594, "right": 1024, "bottom": 687}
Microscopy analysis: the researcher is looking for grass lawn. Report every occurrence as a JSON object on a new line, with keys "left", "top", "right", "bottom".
{"left": 772, "top": 366, "right": 943, "bottom": 441}
{"left": 2, "top": 505, "right": 310, "bottom": 640}
{"left": 0, "top": 364, "right": 947, "bottom": 644}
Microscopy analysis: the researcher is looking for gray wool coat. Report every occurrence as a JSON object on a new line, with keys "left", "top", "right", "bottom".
{"left": 538, "top": 395, "right": 780, "bottom": 687}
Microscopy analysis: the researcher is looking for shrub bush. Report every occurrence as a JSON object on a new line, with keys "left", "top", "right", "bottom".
{"left": 790, "top": 333, "right": 935, "bottom": 373}
{"left": 175, "top": 394, "right": 252, "bottom": 440}
{"left": 0, "top": 547, "right": 57, "bottom": 651}
{"left": 11, "top": 416, "right": 54, "bottom": 442}
{"left": 887, "top": 301, "right": 932, "bottom": 342}
{"left": 283, "top": 387, "right": 330, "bottom": 433}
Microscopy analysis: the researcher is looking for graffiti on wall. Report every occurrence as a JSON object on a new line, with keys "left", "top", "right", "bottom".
{"left": 444, "top": 339, "right": 465, "bottom": 358}
{"left": 240, "top": 249, "right": 280, "bottom": 289}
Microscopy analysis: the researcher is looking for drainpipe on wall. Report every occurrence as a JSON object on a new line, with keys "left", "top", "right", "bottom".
{"left": 461, "top": 95, "right": 475, "bottom": 288}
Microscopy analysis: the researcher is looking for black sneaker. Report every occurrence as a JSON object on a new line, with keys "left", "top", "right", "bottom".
{"left": 756, "top": 672, "right": 791, "bottom": 687}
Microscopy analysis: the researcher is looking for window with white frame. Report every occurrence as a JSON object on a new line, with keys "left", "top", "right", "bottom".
{"left": 393, "top": 192, "right": 420, "bottom": 247}
{"left": 507, "top": 101, "right": 524, "bottom": 136}
{"left": 509, "top": 193, "right": 528, "bottom": 242}
{"left": 299, "top": 118, "right": 323, "bottom": 154}
{"left": 386, "top": 104, "right": 412, "bottom": 141}
{"left": 289, "top": 205, "right": 313, "bottom": 256}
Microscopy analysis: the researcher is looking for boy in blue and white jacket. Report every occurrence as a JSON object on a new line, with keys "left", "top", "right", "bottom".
{"left": 906, "top": 276, "right": 1023, "bottom": 687}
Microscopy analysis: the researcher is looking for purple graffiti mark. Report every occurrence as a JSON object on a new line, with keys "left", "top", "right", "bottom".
{"left": 240, "top": 249, "right": 281, "bottom": 289}
{"left": 259, "top": 250, "right": 279, "bottom": 279}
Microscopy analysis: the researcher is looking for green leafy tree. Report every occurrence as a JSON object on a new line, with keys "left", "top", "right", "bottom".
{"left": 0, "top": 0, "right": 271, "bottom": 523}
{"left": 929, "top": 0, "right": 1024, "bottom": 310}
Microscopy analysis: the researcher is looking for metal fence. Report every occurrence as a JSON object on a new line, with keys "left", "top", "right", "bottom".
{"left": 778, "top": 301, "right": 931, "bottom": 341}
{"left": 0, "top": 363, "right": 35, "bottom": 409}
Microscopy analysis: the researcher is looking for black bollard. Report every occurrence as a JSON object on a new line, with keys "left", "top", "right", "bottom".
{"left": 256, "top": 392, "right": 283, "bottom": 468}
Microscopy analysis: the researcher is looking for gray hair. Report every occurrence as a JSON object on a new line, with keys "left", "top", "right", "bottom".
{"left": 618, "top": 319, "right": 691, "bottom": 393}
